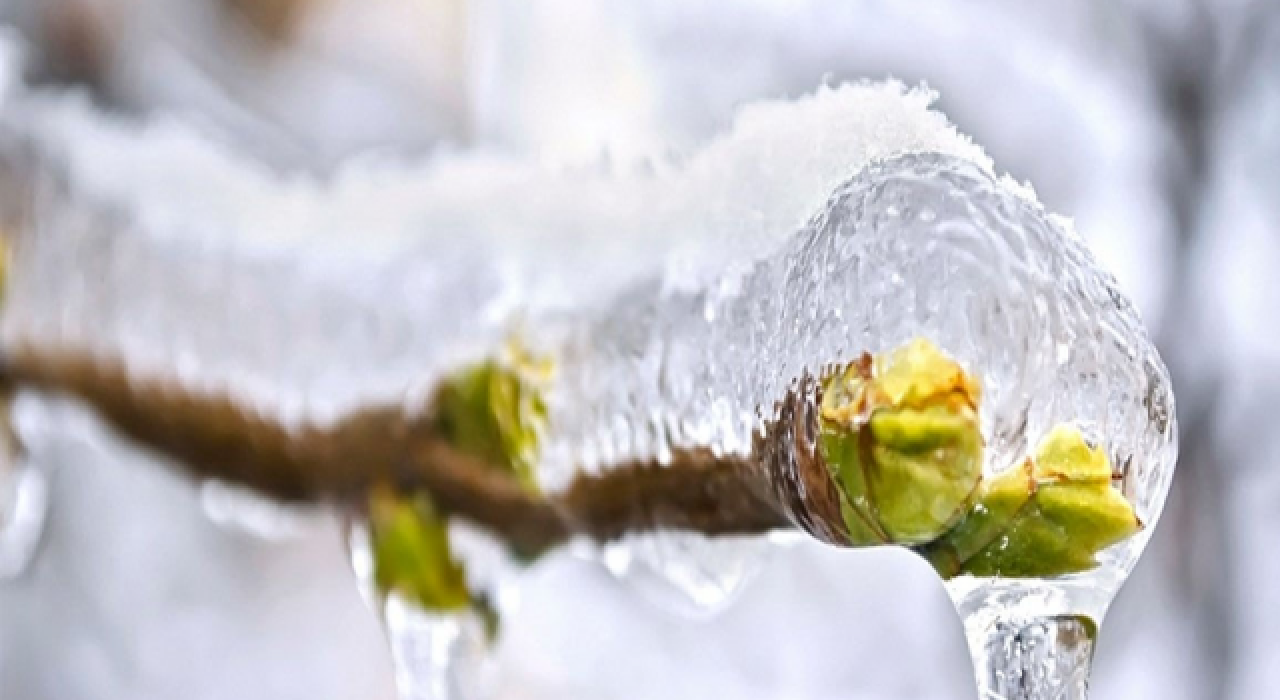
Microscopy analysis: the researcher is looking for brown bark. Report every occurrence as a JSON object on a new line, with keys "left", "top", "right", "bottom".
{"left": 3, "top": 344, "right": 793, "bottom": 553}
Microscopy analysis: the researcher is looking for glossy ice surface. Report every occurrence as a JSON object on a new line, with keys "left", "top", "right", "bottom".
{"left": 0, "top": 77, "right": 997, "bottom": 614}
{"left": 543, "top": 154, "right": 1175, "bottom": 598}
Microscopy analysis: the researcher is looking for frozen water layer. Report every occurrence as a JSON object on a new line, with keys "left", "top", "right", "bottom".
{"left": 0, "top": 47, "right": 1011, "bottom": 621}
{"left": 0, "top": 72, "right": 989, "bottom": 423}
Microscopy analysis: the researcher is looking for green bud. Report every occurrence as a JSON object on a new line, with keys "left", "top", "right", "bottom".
{"left": 920, "top": 424, "right": 1142, "bottom": 579}
{"left": 819, "top": 339, "right": 985, "bottom": 545}
{"left": 368, "top": 486, "right": 473, "bottom": 612}
{"left": 367, "top": 343, "right": 551, "bottom": 621}
{"left": 431, "top": 343, "right": 550, "bottom": 494}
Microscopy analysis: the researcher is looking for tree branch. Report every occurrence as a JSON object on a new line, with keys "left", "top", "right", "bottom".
{"left": 3, "top": 344, "right": 793, "bottom": 553}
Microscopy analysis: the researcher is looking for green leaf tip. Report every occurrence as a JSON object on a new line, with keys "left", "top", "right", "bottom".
{"left": 432, "top": 341, "right": 551, "bottom": 494}
{"left": 920, "top": 423, "right": 1142, "bottom": 580}
{"left": 818, "top": 338, "right": 984, "bottom": 545}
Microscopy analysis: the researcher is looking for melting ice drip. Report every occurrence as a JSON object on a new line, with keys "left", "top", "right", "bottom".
{"left": 535, "top": 153, "right": 1176, "bottom": 697}
{"left": 346, "top": 520, "right": 503, "bottom": 700}
{"left": 0, "top": 394, "right": 48, "bottom": 581}
{"left": 0, "top": 438, "right": 46, "bottom": 581}
{"left": 199, "top": 480, "right": 323, "bottom": 541}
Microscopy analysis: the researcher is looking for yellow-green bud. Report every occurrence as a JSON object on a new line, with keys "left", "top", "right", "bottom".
{"left": 920, "top": 424, "right": 1142, "bottom": 579}
{"left": 368, "top": 486, "right": 473, "bottom": 612}
{"left": 368, "top": 343, "right": 550, "bottom": 620}
{"left": 431, "top": 343, "right": 550, "bottom": 493}
{"left": 819, "top": 339, "right": 985, "bottom": 545}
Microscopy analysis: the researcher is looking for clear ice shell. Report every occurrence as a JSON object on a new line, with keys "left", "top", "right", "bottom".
{"left": 539, "top": 153, "right": 1175, "bottom": 591}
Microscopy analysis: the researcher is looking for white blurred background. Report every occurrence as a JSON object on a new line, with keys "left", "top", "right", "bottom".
{"left": 0, "top": 0, "right": 1276, "bottom": 697}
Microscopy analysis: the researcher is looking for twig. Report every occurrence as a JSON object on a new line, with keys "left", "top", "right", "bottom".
{"left": 3, "top": 344, "right": 794, "bottom": 553}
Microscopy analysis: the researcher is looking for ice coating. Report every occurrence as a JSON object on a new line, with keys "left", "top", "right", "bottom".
{"left": 540, "top": 153, "right": 1176, "bottom": 583}
{"left": 0, "top": 76, "right": 989, "bottom": 425}
{"left": 0, "top": 61, "right": 1009, "bottom": 619}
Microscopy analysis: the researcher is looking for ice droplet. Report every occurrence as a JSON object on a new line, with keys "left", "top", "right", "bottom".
{"left": 600, "top": 533, "right": 768, "bottom": 618}
{"left": 949, "top": 579, "right": 1107, "bottom": 700}
{"left": 345, "top": 518, "right": 499, "bottom": 700}
{"left": 382, "top": 596, "right": 494, "bottom": 700}
{"left": 0, "top": 393, "right": 47, "bottom": 581}
{"left": 347, "top": 518, "right": 379, "bottom": 608}
{"left": 0, "top": 458, "right": 47, "bottom": 580}
{"left": 200, "top": 479, "right": 318, "bottom": 540}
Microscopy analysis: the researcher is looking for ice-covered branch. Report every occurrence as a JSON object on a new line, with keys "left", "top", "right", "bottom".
{"left": 0, "top": 64, "right": 1004, "bottom": 556}
{"left": 0, "top": 46, "right": 1179, "bottom": 699}
{"left": 2, "top": 344, "right": 788, "bottom": 554}
{"left": 1, "top": 328, "right": 1148, "bottom": 586}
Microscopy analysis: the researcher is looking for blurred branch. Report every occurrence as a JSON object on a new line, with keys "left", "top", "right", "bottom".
{"left": 1140, "top": 1, "right": 1257, "bottom": 692}
{"left": 30, "top": 0, "right": 112, "bottom": 90}
{"left": 2, "top": 344, "right": 790, "bottom": 554}
{"left": 220, "top": 0, "right": 319, "bottom": 44}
